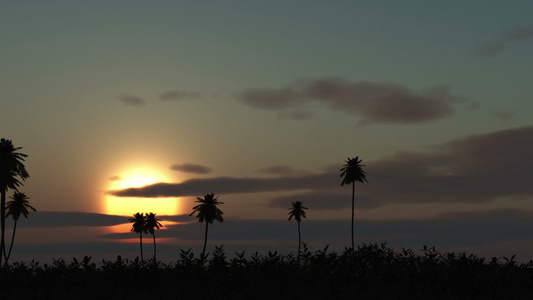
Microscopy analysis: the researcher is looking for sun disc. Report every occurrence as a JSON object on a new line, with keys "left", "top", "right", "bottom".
{"left": 105, "top": 168, "right": 180, "bottom": 216}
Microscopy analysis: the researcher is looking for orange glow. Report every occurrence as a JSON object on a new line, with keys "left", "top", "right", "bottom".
{"left": 105, "top": 167, "right": 181, "bottom": 216}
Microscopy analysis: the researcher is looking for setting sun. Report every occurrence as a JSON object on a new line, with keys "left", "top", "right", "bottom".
{"left": 106, "top": 168, "right": 180, "bottom": 216}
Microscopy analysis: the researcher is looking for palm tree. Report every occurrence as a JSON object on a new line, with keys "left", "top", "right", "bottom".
{"left": 0, "top": 139, "right": 29, "bottom": 266}
{"left": 144, "top": 212, "right": 162, "bottom": 261}
{"left": 4, "top": 192, "right": 36, "bottom": 265}
{"left": 288, "top": 201, "right": 308, "bottom": 259}
{"left": 340, "top": 156, "right": 368, "bottom": 250}
{"left": 129, "top": 212, "right": 147, "bottom": 261}
{"left": 189, "top": 193, "right": 224, "bottom": 257}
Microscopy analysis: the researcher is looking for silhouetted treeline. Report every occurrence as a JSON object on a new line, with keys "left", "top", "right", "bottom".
{"left": 1, "top": 244, "right": 532, "bottom": 299}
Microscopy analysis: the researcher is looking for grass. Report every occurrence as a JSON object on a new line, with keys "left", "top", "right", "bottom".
{"left": 1, "top": 243, "right": 532, "bottom": 299}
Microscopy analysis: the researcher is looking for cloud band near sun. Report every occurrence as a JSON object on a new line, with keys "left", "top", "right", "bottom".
{"left": 108, "top": 125, "right": 533, "bottom": 210}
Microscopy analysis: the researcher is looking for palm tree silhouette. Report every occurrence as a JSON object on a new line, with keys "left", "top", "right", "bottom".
{"left": 189, "top": 193, "right": 224, "bottom": 258}
{"left": 0, "top": 139, "right": 29, "bottom": 266}
{"left": 129, "top": 212, "right": 147, "bottom": 261}
{"left": 4, "top": 192, "right": 36, "bottom": 265}
{"left": 340, "top": 156, "right": 368, "bottom": 250}
{"left": 288, "top": 201, "right": 308, "bottom": 260}
{"left": 144, "top": 212, "right": 162, "bottom": 261}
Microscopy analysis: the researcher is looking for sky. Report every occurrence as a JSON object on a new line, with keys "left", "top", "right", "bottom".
{"left": 1, "top": 1, "right": 533, "bottom": 263}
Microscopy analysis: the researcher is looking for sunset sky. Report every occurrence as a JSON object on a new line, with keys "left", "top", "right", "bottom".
{"left": 2, "top": 1, "right": 533, "bottom": 262}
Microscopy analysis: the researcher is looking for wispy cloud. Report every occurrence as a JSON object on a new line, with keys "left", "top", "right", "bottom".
{"left": 474, "top": 25, "right": 533, "bottom": 58}
{"left": 492, "top": 110, "right": 515, "bottom": 121}
{"left": 109, "top": 176, "right": 121, "bottom": 181}
{"left": 500, "top": 25, "right": 533, "bottom": 42}
{"left": 474, "top": 41, "right": 506, "bottom": 58}
{"left": 159, "top": 90, "right": 201, "bottom": 101}
{"left": 170, "top": 163, "right": 213, "bottom": 175}
{"left": 239, "top": 77, "right": 471, "bottom": 125}
{"left": 116, "top": 94, "right": 146, "bottom": 107}
{"left": 258, "top": 165, "right": 299, "bottom": 176}
{"left": 109, "top": 125, "right": 533, "bottom": 209}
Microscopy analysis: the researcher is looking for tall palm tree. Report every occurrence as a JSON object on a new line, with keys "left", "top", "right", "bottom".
{"left": 4, "top": 192, "right": 36, "bottom": 264}
{"left": 340, "top": 156, "right": 368, "bottom": 250}
{"left": 144, "top": 212, "right": 162, "bottom": 261}
{"left": 129, "top": 212, "right": 147, "bottom": 261}
{"left": 288, "top": 201, "right": 308, "bottom": 259}
{"left": 189, "top": 193, "right": 224, "bottom": 257}
{"left": 0, "top": 139, "right": 29, "bottom": 266}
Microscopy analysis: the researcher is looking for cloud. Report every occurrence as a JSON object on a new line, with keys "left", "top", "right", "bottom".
{"left": 239, "top": 77, "right": 470, "bottom": 125}
{"left": 102, "top": 209, "right": 533, "bottom": 250}
{"left": 500, "top": 25, "right": 533, "bottom": 42}
{"left": 109, "top": 176, "right": 121, "bottom": 181}
{"left": 110, "top": 125, "right": 533, "bottom": 209}
{"left": 15, "top": 212, "right": 191, "bottom": 229}
{"left": 474, "top": 41, "right": 506, "bottom": 58}
{"left": 492, "top": 110, "right": 515, "bottom": 121}
{"left": 159, "top": 90, "right": 200, "bottom": 101}
{"left": 277, "top": 110, "right": 314, "bottom": 121}
{"left": 16, "top": 212, "right": 128, "bottom": 228}
{"left": 116, "top": 94, "right": 146, "bottom": 107}
{"left": 475, "top": 25, "right": 533, "bottom": 58}
{"left": 108, "top": 172, "right": 335, "bottom": 198}
{"left": 170, "top": 163, "right": 213, "bottom": 174}
{"left": 258, "top": 165, "right": 297, "bottom": 176}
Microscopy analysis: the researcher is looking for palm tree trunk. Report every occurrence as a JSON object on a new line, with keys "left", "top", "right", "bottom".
{"left": 351, "top": 182, "right": 355, "bottom": 250}
{"left": 5, "top": 219, "right": 17, "bottom": 265}
{"left": 0, "top": 190, "right": 5, "bottom": 266}
{"left": 202, "top": 222, "right": 209, "bottom": 257}
{"left": 152, "top": 232, "right": 157, "bottom": 261}
{"left": 139, "top": 232, "right": 144, "bottom": 261}
{"left": 297, "top": 221, "right": 301, "bottom": 260}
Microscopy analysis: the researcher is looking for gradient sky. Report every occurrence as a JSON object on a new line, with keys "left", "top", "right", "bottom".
{"left": 2, "top": 1, "right": 533, "bottom": 262}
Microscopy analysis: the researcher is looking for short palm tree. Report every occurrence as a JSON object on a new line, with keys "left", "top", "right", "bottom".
{"left": 288, "top": 201, "right": 308, "bottom": 259}
{"left": 340, "top": 156, "right": 368, "bottom": 250}
{"left": 144, "top": 212, "right": 162, "bottom": 261}
{"left": 0, "top": 139, "right": 29, "bottom": 266}
{"left": 129, "top": 212, "right": 147, "bottom": 261}
{"left": 4, "top": 192, "right": 36, "bottom": 264}
{"left": 189, "top": 193, "right": 224, "bottom": 258}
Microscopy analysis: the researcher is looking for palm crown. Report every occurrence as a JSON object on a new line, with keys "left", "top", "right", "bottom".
{"left": 189, "top": 194, "right": 224, "bottom": 224}
{"left": 340, "top": 156, "right": 368, "bottom": 186}
{"left": 0, "top": 139, "right": 29, "bottom": 190}
{"left": 129, "top": 213, "right": 147, "bottom": 234}
{"left": 288, "top": 201, "right": 308, "bottom": 223}
{"left": 144, "top": 212, "right": 162, "bottom": 233}
{"left": 6, "top": 192, "right": 36, "bottom": 221}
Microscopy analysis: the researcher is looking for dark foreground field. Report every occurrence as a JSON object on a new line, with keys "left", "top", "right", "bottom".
{"left": 1, "top": 244, "right": 532, "bottom": 299}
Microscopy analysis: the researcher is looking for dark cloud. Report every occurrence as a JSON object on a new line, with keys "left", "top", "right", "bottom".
{"left": 239, "top": 77, "right": 470, "bottom": 125}
{"left": 500, "top": 25, "right": 533, "bottom": 42}
{"left": 116, "top": 94, "right": 146, "bottom": 107}
{"left": 16, "top": 212, "right": 128, "bottom": 228}
{"left": 110, "top": 125, "right": 533, "bottom": 210}
{"left": 14, "top": 212, "right": 191, "bottom": 229}
{"left": 492, "top": 110, "right": 515, "bottom": 121}
{"left": 159, "top": 90, "right": 200, "bottom": 101}
{"left": 258, "top": 165, "right": 297, "bottom": 176}
{"left": 11, "top": 210, "right": 533, "bottom": 263}
{"left": 270, "top": 191, "right": 378, "bottom": 210}
{"left": 170, "top": 163, "right": 213, "bottom": 174}
{"left": 102, "top": 209, "right": 533, "bottom": 250}
{"left": 108, "top": 172, "right": 335, "bottom": 198}
{"left": 474, "top": 41, "right": 506, "bottom": 58}
{"left": 109, "top": 175, "right": 121, "bottom": 181}
{"left": 278, "top": 110, "right": 314, "bottom": 121}
{"left": 475, "top": 25, "right": 533, "bottom": 58}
